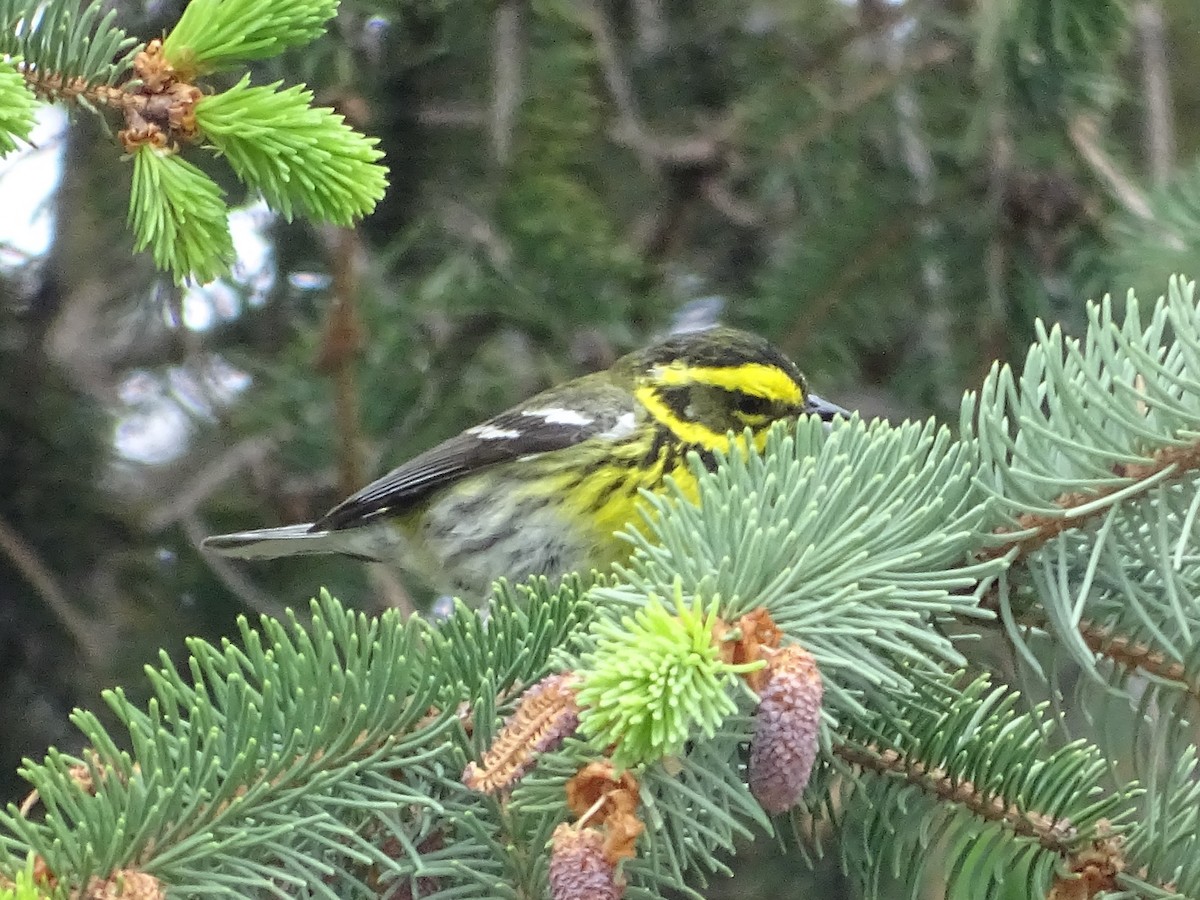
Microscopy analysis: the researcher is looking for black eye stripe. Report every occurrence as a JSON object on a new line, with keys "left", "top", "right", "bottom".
{"left": 731, "top": 392, "right": 773, "bottom": 416}
{"left": 652, "top": 385, "right": 793, "bottom": 423}
{"left": 658, "top": 386, "right": 694, "bottom": 418}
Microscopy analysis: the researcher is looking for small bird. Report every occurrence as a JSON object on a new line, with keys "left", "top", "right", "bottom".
{"left": 203, "top": 327, "right": 845, "bottom": 597}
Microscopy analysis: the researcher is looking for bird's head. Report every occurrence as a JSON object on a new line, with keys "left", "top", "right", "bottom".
{"left": 626, "top": 327, "right": 846, "bottom": 452}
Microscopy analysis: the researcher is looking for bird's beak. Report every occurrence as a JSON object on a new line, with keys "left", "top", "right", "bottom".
{"left": 803, "top": 393, "right": 849, "bottom": 423}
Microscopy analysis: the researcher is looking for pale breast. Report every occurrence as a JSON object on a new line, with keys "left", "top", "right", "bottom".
{"left": 416, "top": 475, "right": 600, "bottom": 598}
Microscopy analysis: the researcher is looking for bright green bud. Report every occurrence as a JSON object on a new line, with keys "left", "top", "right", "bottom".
{"left": 577, "top": 587, "right": 755, "bottom": 769}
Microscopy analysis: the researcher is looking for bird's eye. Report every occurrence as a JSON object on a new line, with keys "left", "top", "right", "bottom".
{"left": 732, "top": 392, "right": 772, "bottom": 416}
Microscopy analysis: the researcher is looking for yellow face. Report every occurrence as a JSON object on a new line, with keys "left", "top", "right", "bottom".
{"left": 632, "top": 335, "right": 813, "bottom": 455}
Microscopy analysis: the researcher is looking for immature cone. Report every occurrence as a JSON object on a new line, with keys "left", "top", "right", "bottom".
{"left": 463, "top": 672, "right": 580, "bottom": 793}
{"left": 749, "top": 645, "right": 823, "bottom": 815}
{"left": 549, "top": 824, "right": 624, "bottom": 900}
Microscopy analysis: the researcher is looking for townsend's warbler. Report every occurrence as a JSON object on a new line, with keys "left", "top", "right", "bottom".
{"left": 203, "top": 327, "right": 844, "bottom": 597}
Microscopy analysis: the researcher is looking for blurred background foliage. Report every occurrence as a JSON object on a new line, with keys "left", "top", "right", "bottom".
{"left": 2, "top": 0, "right": 1198, "bottom": 894}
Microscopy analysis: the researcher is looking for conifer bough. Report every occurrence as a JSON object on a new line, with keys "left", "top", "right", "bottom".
{"left": 0, "top": 0, "right": 388, "bottom": 284}
{"left": 6, "top": 281, "right": 1200, "bottom": 896}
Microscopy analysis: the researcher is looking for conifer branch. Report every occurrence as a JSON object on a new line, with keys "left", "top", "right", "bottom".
{"left": 1078, "top": 619, "right": 1200, "bottom": 700}
{"left": 578, "top": 0, "right": 655, "bottom": 176}
{"left": 0, "top": 0, "right": 139, "bottom": 97}
{"left": 834, "top": 742, "right": 1080, "bottom": 854}
{"left": 8, "top": 281, "right": 1200, "bottom": 896}
{"left": 975, "top": 595, "right": 1200, "bottom": 702}
{"left": 0, "top": 60, "right": 35, "bottom": 152}
{"left": 825, "top": 671, "right": 1132, "bottom": 897}
{"left": 980, "top": 437, "right": 1200, "bottom": 564}
{"left": 161, "top": 0, "right": 338, "bottom": 77}
{"left": 0, "top": 0, "right": 387, "bottom": 284}
{"left": 968, "top": 279, "right": 1200, "bottom": 713}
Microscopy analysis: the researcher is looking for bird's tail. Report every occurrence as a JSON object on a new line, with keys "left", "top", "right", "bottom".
{"left": 202, "top": 523, "right": 388, "bottom": 562}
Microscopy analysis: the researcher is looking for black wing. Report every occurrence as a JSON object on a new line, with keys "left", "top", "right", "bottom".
{"left": 312, "top": 376, "right": 637, "bottom": 531}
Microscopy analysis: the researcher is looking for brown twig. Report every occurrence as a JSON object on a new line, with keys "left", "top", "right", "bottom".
{"left": 145, "top": 437, "right": 276, "bottom": 531}
{"left": 1078, "top": 619, "right": 1199, "bottom": 700}
{"left": 1134, "top": 0, "right": 1175, "bottom": 188}
{"left": 579, "top": 0, "right": 769, "bottom": 247}
{"left": 835, "top": 741, "right": 1080, "bottom": 853}
{"left": 578, "top": 0, "right": 657, "bottom": 175}
{"left": 629, "top": 0, "right": 666, "bottom": 54}
{"left": 975, "top": 574, "right": 1200, "bottom": 706}
{"left": 611, "top": 122, "right": 760, "bottom": 255}
{"left": 973, "top": 433, "right": 1200, "bottom": 700}
{"left": 607, "top": 127, "right": 733, "bottom": 174}
{"left": 20, "top": 38, "right": 205, "bottom": 157}
{"left": 698, "top": 172, "right": 762, "bottom": 228}
{"left": 183, "top": 514, "right": 285, "bottom": 618}
{"left": 19, "top": 41, "right": 203, "bottom": 157}
{"left": 774, "top": 39, "right": 956, "bottom": 161}
{"left": 979, "top": 440, "right": 1200, "bottom": 564}
{"left": 316, "top": 227, "right": 367, "bottom": 498}
{"left": 415, "top": 103, "right": 488, "bottom": 128}
{"left": 31, "top": 40, "right": 203, "bottom": 152}
{"left": 1068, "top": 114, "right": 1153, "bottom": 221}
{"left": 0, "top": 514, "right": 98, "bottom": 657}
{"left": 491, "top": 0, "right": 524, "bottom": 166}
{"left": 316, "top": 226, "right": 416, "bottom": 614}
{"left": 782, "top": 214, "right": 912, "bottom": 355}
